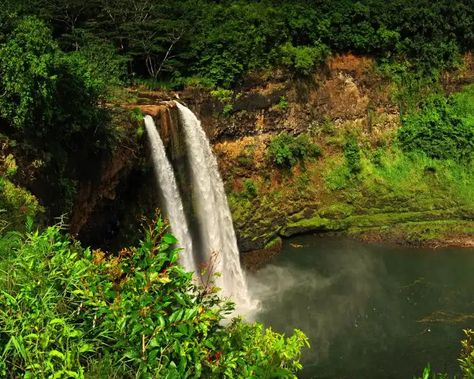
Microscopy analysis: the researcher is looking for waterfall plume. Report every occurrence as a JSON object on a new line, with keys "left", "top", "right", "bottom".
{"left": 144, "top": 105, "right": 256, "bottom": 315}
{"left": 175, "top": 102, "right": 255, "bottom": 312}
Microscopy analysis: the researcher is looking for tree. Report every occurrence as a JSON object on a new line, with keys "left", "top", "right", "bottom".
{"left": 0, "top": 16, "right": 58, "bottom": 130}
{"left": 88, "top": 0, "right": 191, "bottom": 79}
{"left": 0, "top": 16, "right": 118, "bottom": 216}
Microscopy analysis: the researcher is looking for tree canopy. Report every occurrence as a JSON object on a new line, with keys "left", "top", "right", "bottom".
{"left": 2, "top": 0, "right": 473, "bottom": 88}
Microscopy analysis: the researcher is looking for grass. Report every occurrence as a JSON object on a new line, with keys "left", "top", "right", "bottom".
{"left": 226, "top": 131, "right": 473, "bottom": 249}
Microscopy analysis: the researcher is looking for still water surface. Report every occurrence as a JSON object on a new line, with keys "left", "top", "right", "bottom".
{"left": 250, "top": 235, "right": 474, "bottom": 378}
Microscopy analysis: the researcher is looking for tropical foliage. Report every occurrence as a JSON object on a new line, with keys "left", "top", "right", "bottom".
{"left": 2, "top": 0, "right": 473, "bottom": 87}
{"left": 1, "top": 2, "right": 474, "bottom": 378}
{"left": 398, "top": 93, "right": 474, "bottom": 162}
{"left": 0, "top": 218, "right": 309, "bottom": 378}
{"left": 268, "top": 132, "right": 321, "bottom": 169}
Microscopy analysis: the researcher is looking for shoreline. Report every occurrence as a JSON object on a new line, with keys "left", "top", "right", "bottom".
{"left": 241, "top": 220, "right": 474, "bottom": 271}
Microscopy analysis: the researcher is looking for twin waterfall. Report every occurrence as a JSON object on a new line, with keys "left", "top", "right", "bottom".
{"left": 144, "top": 103, "right": 254, "bottom": 313}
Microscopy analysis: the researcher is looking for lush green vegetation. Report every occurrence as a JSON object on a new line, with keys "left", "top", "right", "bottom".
{"left": 2, "top": 0, "right": 473, "bottom": 88}
{"left": 268, "top": 132, "right": 321, "bottom": 169}
{"left": 343, "top": 136, "right": 362, "bottom": 175}
{"left": 0, "top": 15, "right": 122, "bottom": 218}
{"left": 321, "top": 83, "right": 474, "bottom": 206}
{"left": 398, "top": 90, "right": 474, "bottom": 162}
{"left": 0, "top": 149, "right": 42, "bottom": 233}
{"left": 415, "top": 330, "right": 474, "bottom": 378}
{"left": 0, "top": 218, "right": 308, "bottom": 378}
{"left": 229, "top": 83, "right": 474, "bottom": 253}
{"left": 1, "top": 1, "right": 474, "bottom": 378}
{"left": 0, "top": 0, "right": 472, "bottom": 219}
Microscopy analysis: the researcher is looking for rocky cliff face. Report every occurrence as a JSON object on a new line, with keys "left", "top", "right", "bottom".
{"left": 69, "top": 102, "right": 194, "bottom": 249}
{"left": 212, "top": 55, "right": 400, "bottom": 253}
{"left": 70, "top": 54, "right": 474, "bottom": 255}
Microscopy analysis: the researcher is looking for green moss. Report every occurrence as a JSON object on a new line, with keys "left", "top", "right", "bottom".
{"left": 319, "top": 203, "right": 354, "bottom": 218}
{"left": 281, "top": 214, "right": 343, "bottom": 237}
{"left": 345, "top": 210, "right": 461, "bottom": 230}
{"left": 352, "top": 220, "right": 474, "bottom": 244}
{"left": 281, "top": 208, "right": 469, "bottom": 239}
{"left": 226, "top": 127, "right": 473, "bottom": 249}
{"left": 264, "top": 236, "right": 282, "bottom": 250}
{"left": 323, "top": 158, "right": 351, "bottom": 190}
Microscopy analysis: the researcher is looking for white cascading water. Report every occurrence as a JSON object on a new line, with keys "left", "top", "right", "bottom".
{"left": 175, "top": 102, "right": 255, "bottom": 312}
{"left": 144, "top": 115, "right": 197, "bottom": 274}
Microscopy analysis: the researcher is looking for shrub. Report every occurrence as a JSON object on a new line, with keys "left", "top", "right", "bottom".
{"left": 223, "top": 103, "right": 234, "bottom": 116}
{"left": 272, "top": 96, "right": 289, "bottom": 111}
{"left": 460, "top": 329, "right": 474, "bottom": 377}
{"left": 0, "top": 178, "right": 42, "bottom": 233}
{"left": 0, "top": 218, "right": 309, "bottom": 378}
{"left": 210, "top": 88, "right": 234, "bottom": 116}
{"left": 398, "top": 94, "right": 474, "bottom": 162}
{"left": 268, "top": 132, "right": 321, "bottom": 168}
{"left": 277, "top": 42, "right": 329, "bottom": 75}
{"left": 243, "top": 179, "right": 257, "bottom": 199}
{"left": 343, "top": 136, "right": 362, "bottom": 174}
{"left": 210, "top": 88, "right": 233, "bottom": 103}
{"left": 371, "top": 148, "right": 384, "bottom": 168}
{"left": 0, "top": 153, "right": 42, "bottom": 232}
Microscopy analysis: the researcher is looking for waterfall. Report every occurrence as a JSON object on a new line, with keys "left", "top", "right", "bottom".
{"left": 175, "top": 102, "right": 255, "bottom": 312}
{"left": 144, "top": 115, "right": 196, "bottom": 274}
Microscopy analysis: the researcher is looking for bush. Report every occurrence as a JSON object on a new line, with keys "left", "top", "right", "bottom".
{"left": 243, "top": 179, "right": 257, "bottom": 199}
{"left": 343, "top": 136, "right": 362, "bottom": 174}
{"left": 268, "top": 132, "right": 321, "bottom": 168}
{"left": 272, "top": 96, "right": 289, "bottom": 111}
{"left": 277, "top": 42, "right": 329, "bottom": 75}
{"left": 398, "top": 95, "right": 474, "bottom": 162}
{"left": 0, "top": 153, "right": 42, "bottom": 232}
{"left": 460, "top": 329, "right": 474, "bottom": 377}
{"left": 0, "top": 218, "right": 309, "bottom": 378}
{"left": 210, "top": 88, "right": 233, "bottom": 103}
{"left": 223, "top": 104, "right": 234, "bottom": 116}
{"left": 0, "top": 178, "right": 41, "bottom": 233}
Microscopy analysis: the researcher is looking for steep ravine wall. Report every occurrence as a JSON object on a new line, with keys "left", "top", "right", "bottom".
{"left": 70, "top": 54, "right": 474, "bottom": 257}
{"left": 195, "top": 54, "right": 473, "bottom": 257}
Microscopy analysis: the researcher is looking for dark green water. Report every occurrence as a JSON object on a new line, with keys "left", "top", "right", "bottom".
{"left": 249, "top": 235, "right": 474, "bottom": 379}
